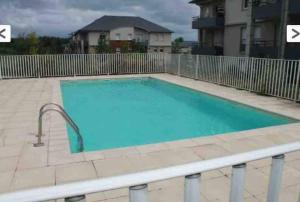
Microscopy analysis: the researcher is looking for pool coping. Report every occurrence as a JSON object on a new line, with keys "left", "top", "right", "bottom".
{"left": 52, "top": 74, "right": 300, "bottom": 157}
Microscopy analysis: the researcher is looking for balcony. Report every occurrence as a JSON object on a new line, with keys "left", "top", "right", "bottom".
{"left": 192, "top": 16, "right": 224, "bottom": 29}
{"left": 250, "top": 40, "right": 278, "bottom": 58}
{"left": 285, "top": 44, "right": 300, "bottom": 59}
{"left": 253, "top": 0, "right": 282, "bottom": 20}
{"left": 192, "top": 44, "right": 223, "bottom": 55}
{"left": 289, "top": 0, "right": 300, "bottom": 14}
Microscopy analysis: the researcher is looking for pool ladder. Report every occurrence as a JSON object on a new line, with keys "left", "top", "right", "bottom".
{"left": 34, "top": 103, "right": 84, "bottom": 152}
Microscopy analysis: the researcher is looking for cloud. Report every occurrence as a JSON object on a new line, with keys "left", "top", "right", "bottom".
{"left": 0, "top": 0, "right": 199, "bottom": 40}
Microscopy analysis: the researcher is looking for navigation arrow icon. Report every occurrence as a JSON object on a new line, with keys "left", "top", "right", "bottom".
{"left": 287, "top": 25, "right": 300, "bottom": 42}
{"left": 0, "top": 29, "right": 6, "bottom": 39}
{"left": 0, "top": 25, "right": 11, "bottom": 42}
{"left": 292, "top": 28, "right": 300, "bottom": 39}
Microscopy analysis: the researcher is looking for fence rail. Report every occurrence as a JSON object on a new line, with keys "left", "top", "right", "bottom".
{"left": 1, "top": 141, "right": 300, "bottom": 202}
{"left": 0, "top": 53, "right": 300, "bottom": 101}
{"left": 167, "top": 54, "right": 300, "bottom": 102}
{"left": 0, "top": 53, "right": 166, "bottom": 79}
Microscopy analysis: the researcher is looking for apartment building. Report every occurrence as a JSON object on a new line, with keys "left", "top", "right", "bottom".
{"left": 190, "top": 0, "right": 300, "bottom": 59}
{"left": 73, "top": 16, "right": 172, "bottom": 53}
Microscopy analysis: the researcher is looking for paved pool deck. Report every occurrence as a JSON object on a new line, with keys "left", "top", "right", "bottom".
{"left": 0, "top": 73, "right": 300, "bottom": 202}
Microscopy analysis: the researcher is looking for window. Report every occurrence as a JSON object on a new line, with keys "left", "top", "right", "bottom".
{"left": 243, "top": 0, "right": 249, "bottom": 9}
{"left": 254, "top": 26, "right": 261, "bottom": 40}
{"left": 128, "top": 34, "right": 133, "bottom": 40}
{"left": 202, "top": 7, "right": 210, "bottom": 17}
{"left": 240, "top": 27, "right": 247, "bottom": 52}
{"left": 160, "top": 49, "right": 164, "bottom": 52}
{"left": 100, "top": 34, "right": 106, "bottom": 40}
{"left": 115, "top": 33, "right": 120, "bottom": 40}
{"left": 154, "top": 49, "right": 157, "bottom": 52}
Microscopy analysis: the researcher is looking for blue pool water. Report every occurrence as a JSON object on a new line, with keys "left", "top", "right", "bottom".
{"left": 60, "top": 77, "right": 297, "bottom": 153}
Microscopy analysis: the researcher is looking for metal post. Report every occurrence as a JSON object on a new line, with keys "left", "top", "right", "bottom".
{"left": 230, "top": 163, "right": 246, "bottom": 202}
{"left": 218, "top": 56, "right": 222, "bottom": 84}
{"left": 178, "top": 54, "right": 181, "bottom": 76}
{"left": 267, "top": 154, "right": 285, "bottom": 202}
{"left": 195, "top": 55, "right": 199, "bottom": 80}
{"left": 34, "top": 113, "right": 44, "bottom": 147}
{"left": 129, "top": 184, "right": 148, "bottom": 202}
{"left": 164, "top": 53, "right": 167, "bottom": 73}
{"left": 0, "top": 56, "right": 3, "bottom": 80}
{"left": 184, "top": 173, "right": 201, "bottom": 202}
{"left": 294, "top": 61, "right": 300, "bottom": 102}
{"left": 65, "top": 195, "right": 86, "bottom": 202}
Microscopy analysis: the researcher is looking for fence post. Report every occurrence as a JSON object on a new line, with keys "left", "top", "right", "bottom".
{"left": 294, "top": 60, "right": 300, "bottom": 102}
{"left": 129, "top": 184, "right": 148, "bottom": 202}
{"left": 164, "top": 53, "right": 168, "bottom": 73}
{"left": 184, "top": 173, "right": 201, "bottom": 202}
{"left": 218, "top": 56, "right": 222, "bottom": 84}
{"left": 249, "top": 57, "right": 254, "bottom": 92}
{"left": 178, "top": 54, "right": 181, "bottom": 76}
{"left": 267, "top": 154, "right": 285, "bottom": 202}
{"left": 195, "top": 55, "right": 199, "bottom": 80}
{"left": 0, "top": 56, "right": 3, "bottom": 80}
{"left": 229, "top": 163, "right": 246, "bottom": 202}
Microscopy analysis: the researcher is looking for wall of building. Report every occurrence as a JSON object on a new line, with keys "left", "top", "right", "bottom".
{"left": 225, "top": 0, "right": 247, "bottom": 25}
{"left": 149, "top": 33, "right": 172, "bottom": 47}
{"left": 148, "top": 46, "right": 171, "bottom": 53}
{"left": 134, "top": 28, "right": 149, "bottom": 42}
{"left": 224, "top": 25, "right": 243, "bottom": 56}
{"left": 88, "top": 32, "right": 109, "bottom": 46}
{"left": 110, "top": 27, "right": 134, "bottom": 41}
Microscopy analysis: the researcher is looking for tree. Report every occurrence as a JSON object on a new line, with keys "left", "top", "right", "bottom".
{"left": 27, "top": 32, "right": 39, "bottom": 54}
{"left": 121, "top": 43, "right": 129, "bottom": 53}
{"left": 132, "top": 41, "right": 147, "bottom": 53}
{"left": 96, "top": 38, "right": 112, "bottom": 53}
{"left": 172, "top": 37, "right": 184, "bottom": 53}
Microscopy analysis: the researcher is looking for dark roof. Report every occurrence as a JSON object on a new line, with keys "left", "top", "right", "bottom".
{"left": 189, "top": 0, "right": 217, "bottom": 5}
{"left": 77, "top": 16, "right": 173, "bottom": 34}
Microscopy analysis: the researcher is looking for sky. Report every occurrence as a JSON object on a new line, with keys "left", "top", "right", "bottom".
{"left": 0, "top": 0, "right": 199, "bottom": 41}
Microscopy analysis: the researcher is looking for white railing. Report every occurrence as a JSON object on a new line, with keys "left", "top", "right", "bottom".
{"left": 0, "top": 53, "right": 299, "bottom": 101}
{"left": 0, "top": 53, "right": 166, "bottom": 79}
{"left": 1, "top": 142, "right": 300, "bottom": 202}
{"left": 167, "top": 54, "right": 300, "bottom": 102}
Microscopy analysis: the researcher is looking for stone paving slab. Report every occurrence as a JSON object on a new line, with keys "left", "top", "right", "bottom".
{"left": 0, "top": 74, "right": 300, "bottom": 202}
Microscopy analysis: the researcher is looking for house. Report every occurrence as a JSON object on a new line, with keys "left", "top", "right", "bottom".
{"left": 190, "top": 0, "right": 300, "bottom": 59}
{"left": 73, "top": 15, "right": 173, "bottom": 54}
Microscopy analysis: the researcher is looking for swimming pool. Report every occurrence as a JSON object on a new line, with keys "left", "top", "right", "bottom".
{"left": 60, "top": 77, "right": 297, "bottom": 153}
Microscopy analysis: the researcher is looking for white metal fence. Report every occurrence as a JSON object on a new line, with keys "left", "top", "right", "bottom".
{"left": 167, "top": 54, "right": 300, "bottom": 102}
{"left": 0, "top": 53, "right": 166, "bottom": 79}
{"left": 1, "top": 142, "right": 300, "bottom": 202}
{"left": 0, "top": 53, "right": 299, "bottom": 101}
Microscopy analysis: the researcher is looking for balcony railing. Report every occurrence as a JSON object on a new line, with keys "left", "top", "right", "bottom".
{"left": 250, "top": 40, "right": 278, "bottom": 58}
{"left": 253, "top": 0, "right": 282, "bottom": 19}
{"left": 285, "top": 44, "right": 300, "bottom": 59}
{"left": 192, "top": 16, "right": 224, "bottom": 29}
{"left": 192, "top": 44, "right": 223, "bottom": 55}
{"left": 289, "top": 0, "right": 300, "bottom": 14}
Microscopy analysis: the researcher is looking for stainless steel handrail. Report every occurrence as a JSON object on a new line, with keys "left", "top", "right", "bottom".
{"left": 34, "top": 103, "right": 84, "bottom": 152}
